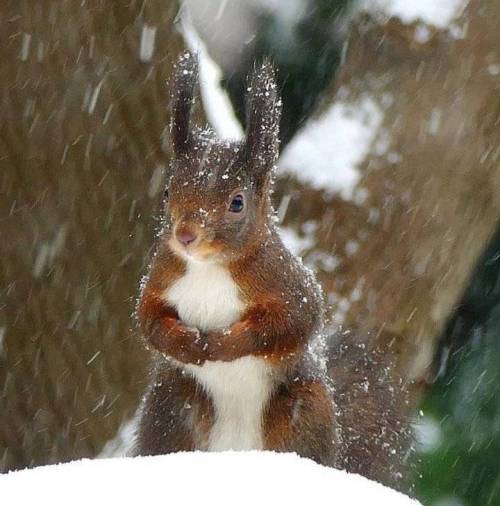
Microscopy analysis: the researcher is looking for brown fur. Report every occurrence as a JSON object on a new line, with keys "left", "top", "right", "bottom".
{"left": 134, "top": 52, "right": 411, "bottom": 492}
{"left": 138, "top": 362, "right": 214, "bottom": 454}
{"left": 263, "top": 377, "right": 338, "bottom": 466}
{"left": 328, "top": 333, "right": 413, "bottom": 492}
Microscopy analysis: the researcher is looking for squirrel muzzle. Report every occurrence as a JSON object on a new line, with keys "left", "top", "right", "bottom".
{"left": 170, "top": 219, "right": 221, "bottom": 261}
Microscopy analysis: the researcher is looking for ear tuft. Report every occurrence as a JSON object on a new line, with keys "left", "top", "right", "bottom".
{"left": 245, "top": 59, "right": 282, "bottom": 179}
{"left": 170, "top": 51, "right": 199, "bottom": 157}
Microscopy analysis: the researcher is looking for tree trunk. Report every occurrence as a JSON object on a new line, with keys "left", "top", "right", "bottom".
{"left": 278, "top": 0, "right": 500, "bottom": 381}
{"left": 0, "top": 0, "right": 188, "bottom": 471}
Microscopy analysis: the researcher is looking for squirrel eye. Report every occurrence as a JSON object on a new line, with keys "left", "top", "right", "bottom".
{"left": 229, "top": 194, "right": 245, "bottom": 213}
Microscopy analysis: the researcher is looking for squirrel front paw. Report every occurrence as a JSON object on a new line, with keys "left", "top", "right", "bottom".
{"left": 148, "top": 318, "right": 209, "bottom": 365}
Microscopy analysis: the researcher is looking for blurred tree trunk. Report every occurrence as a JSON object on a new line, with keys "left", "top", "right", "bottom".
{"left": 0, "top": 0, "right": 188, "bottom": 471}
{"left": 279, "top": 0, "right": 500, "bottom": 381}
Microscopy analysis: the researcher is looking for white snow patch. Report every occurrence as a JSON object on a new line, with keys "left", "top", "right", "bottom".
{"left": 359, "top": 0, "right": 469, "bottom": 29}
{"left": 182, "top": 15, "right": 244, "bottom": 141}
{"left": 345, "top": 239, "right": 360, "bottom": 256}
{"left": 308, "top": 251, "right": 340, "bottom": 273}
{"left": 279, "top": 226, "right": 315, "bottom": 256}
{"left": 336, "top": 297, "right": 352, "bottom": 322}
{"left": 139, "top": 24, "right": 157, "bottom": 62}
{"left": 279, "top": 95, "right": 384, "bottom": 200}
{"left": 487, "top": 64, "right": 500, "bottom": 76}
{"left": 426, "top": 108, "right": 442, "bottom": 136}
{"left": 0, "top": 452, "right": 420, "bottom": 506}
{"left": 414, "top": 24, "right": 431, "bottom": 44}
{"left": 414, "top": 415, "right": 443, "bottom": 454}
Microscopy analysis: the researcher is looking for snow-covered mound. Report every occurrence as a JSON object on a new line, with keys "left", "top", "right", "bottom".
{"left": 1, "top": 451, "right": 420, "bottom": 505}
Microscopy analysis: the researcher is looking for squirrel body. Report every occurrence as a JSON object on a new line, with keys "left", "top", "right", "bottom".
{"left": 134, "top": 52, "right": 411, "bottom": 490}
{"left": 134, "top": 52, "right": 335, "bottom": 461}
{"left": 166, "top": 257, "right": 272, "bottom": 451}
{"left": 137, "top": 217, "right": 334, "bottom": 459}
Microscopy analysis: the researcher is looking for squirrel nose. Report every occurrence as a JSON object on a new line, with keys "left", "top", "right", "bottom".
{"left": 176, "top": 227, "right": 198, "bottom": 246}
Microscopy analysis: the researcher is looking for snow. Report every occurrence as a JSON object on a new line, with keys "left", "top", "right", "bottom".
{"left": 139, "top": 24, "right": 157, "bottom": 62}
{"left": 0, "top": 452, "right": 420, "bottom": 506}
{"left": 88, "top": 79, "right": 104, "bottom": 115}
{"left": 488, "top": 64, "right": 500, "bottom": 76}
{"left": 254, "top": 0, "right": 307, "bottom": 47}
{"left": 345, "top": 239, "right": 360, "bottom": 256}
{"left": 0, "top": 326, "right": 5, "bottom": 356}
{"left": 279, "top": 226, "right": 315, "bottom": 256}
{"left": 254, "top": 0, "right": 305, "bottom": 16}
{"left": 414, "top": 415, "right": 443, "bottom": 454}
{"left": 360, "top": 0, "right": 469, "bottom": 29}
{"left": 182, "top": 15, "right": 244, "bottom": 141}
{"left": 148, "top": 164, "right": 166, "bottom": 198}
{"left": 32, "top": 225, "right": 69, "bottom": 278}
{"left": 20, "top": 33, "right": 31, "bottom": 62}
{"left": 279, "top": 94, "right": 384, "bottom": 200}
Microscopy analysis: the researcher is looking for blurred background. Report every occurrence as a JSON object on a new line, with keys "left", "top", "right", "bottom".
{"left": 1, "top": 1, "right": 499, "bottom": 505}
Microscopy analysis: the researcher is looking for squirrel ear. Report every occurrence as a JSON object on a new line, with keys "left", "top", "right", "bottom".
{"left": 244, "top": 59, "right": 281, "bottom": 180}
{"left": 170, "top": 51, "right": 199, "bottom": 157}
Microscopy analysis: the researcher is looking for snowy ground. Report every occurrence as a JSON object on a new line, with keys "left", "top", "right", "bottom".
{"left": 1, "top": 452, "right": 420, "bottom": 506}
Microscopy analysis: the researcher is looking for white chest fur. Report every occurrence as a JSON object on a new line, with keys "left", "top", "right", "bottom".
{"left": 164, "top": 259, "right": 274, "bottom": 451}
{"left": 166, "top": 259, "right": 245, "bottom": 332}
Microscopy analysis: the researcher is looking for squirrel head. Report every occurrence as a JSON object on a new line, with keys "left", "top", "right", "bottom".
{"left": 163, "top": 51, "right": 282, "bottom": 263}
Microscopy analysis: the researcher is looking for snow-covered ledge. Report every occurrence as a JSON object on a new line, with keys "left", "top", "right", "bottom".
{"left": 1, "top": 451, "right": 420, "bottom": 505}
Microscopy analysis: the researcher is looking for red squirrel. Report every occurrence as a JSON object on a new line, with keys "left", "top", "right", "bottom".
{"left": 134, "top": 52, "right": 412, "bottom": 489}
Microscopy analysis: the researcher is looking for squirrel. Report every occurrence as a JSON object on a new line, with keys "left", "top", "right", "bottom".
{"left": 134, "top": 51, "right": 412, "bottom": 490}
